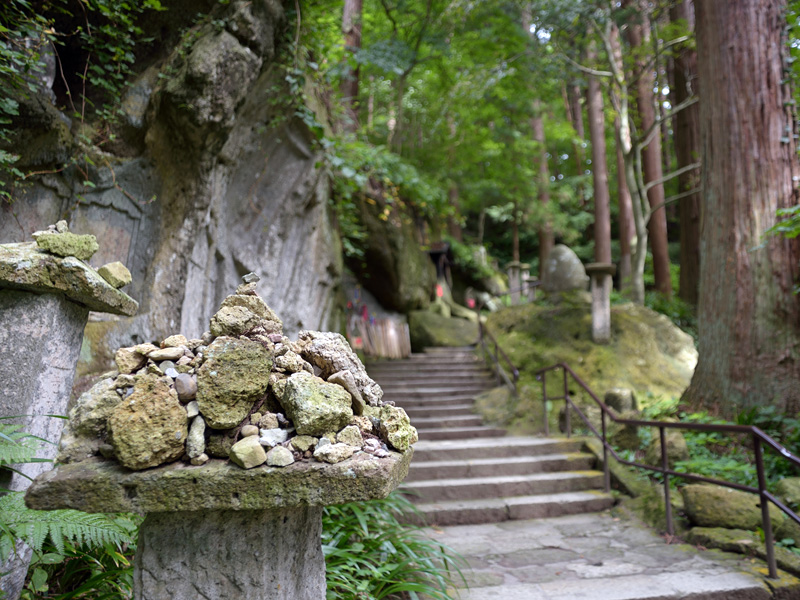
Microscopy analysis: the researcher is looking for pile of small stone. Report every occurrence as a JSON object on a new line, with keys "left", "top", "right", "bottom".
{"left": 58, "top": 274, "right": 417, "bottom": 471}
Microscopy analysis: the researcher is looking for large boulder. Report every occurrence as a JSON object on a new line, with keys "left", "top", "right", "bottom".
{"left": 196, "top": 336, "right": 273, "bottom": 429}
{"left": 277, "top": 371, "right": 353, "bottom": 436}
{"left": 541, "top": 244, "right": 589, "bottom": 293}
{"left": 408, "top": 310, "right": 478, "bottom": 352}
{"left": 681, "top": 484, "right": 784, "bottom": 531}
{"left": 108, "top": 373, "right": 188, "bottom": 470}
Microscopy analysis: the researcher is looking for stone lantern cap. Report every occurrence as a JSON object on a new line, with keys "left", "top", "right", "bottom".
{"left": 0, "top": 242, "right": 138, "bottom": 316}
{"left": 25, "top": 448, "right": 412, "bottom": 513}
{"left": 585, "top": 262, "right": 617, "bottom": 277}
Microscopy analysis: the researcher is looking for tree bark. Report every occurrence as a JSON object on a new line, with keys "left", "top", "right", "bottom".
{"left": 341, "top": 0, "right": 363, "bottom": 133}
{"left": 532, "top": 102, "right": 554, "bottom": 273}
{"left": 684, "top": 0, "right": 800, "bottom": 416}
{"left": 587, "top": 42, "right": 611, "bottom": 263}
{"left": 565, "top": 81, "right": 586, "bottom": 176}
{"left": 626, "top": 2, "right": 673, "bottom": 299}
{"left": 670, "top": 0, "right": 701, "bottom": 305}
{"left": 615, "top": 116, "right": 634, "bottom": 287}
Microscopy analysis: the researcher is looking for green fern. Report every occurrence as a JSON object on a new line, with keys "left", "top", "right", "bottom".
{"left": 0, "top": 423, "right": 42, "bottom": 470}
{"left": 0, "top": 494, "right": 135, "bottom": 561}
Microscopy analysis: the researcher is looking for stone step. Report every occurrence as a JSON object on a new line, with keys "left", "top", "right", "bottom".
{"left": 411, "top": 437, "right": 586, "bottom": 462}
{"left": 405, "top": 490, "right": 615, "bottom": 526}
{"left": 406, "top": 471, "right": 604, "bottom": 503}
{"left": 410, "top": 415, "right": 484, "bottom": 429}
{"left": 381, "top": 385, "right": 492, "bottom": 396}
{"left": 390, "top": 395, "right": 479, "bottom": 407}
{"left": 421, "top": 346, "right": 478, "bottom": 353}
{"left": 403, "top": 404, "right": 476, "bottom": 418}
{"left": 405, "top": 453, "right": 596, "bottom": 481}
{"left": 372, "top": 375, "right": 495, "bottom": 386}
{"left": 367, "top": 364, "right": 489, "bottom": 374}
{"left": 416, "top": 426, "right": 507, "bottom": 440}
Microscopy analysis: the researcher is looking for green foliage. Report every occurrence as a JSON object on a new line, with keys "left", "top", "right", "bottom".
{"left": 643, "top": 291, "right": 697, "bottom": 340}
{"left": 322, "top": 490, "right": 465, "bottom": 600}
{"left": 0, "top": 420, "right": 137, "bottom": 599}
{"left": 447, "top": 238, "right": 496, "bottom": 280}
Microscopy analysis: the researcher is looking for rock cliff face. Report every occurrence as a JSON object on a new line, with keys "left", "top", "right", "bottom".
{"left": 0, "top": 0, "right": 343, "bottom": 374}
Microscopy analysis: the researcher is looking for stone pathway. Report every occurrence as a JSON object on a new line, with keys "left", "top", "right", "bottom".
{"left": 426, "top": 509, "right": 779, "bottom": 600}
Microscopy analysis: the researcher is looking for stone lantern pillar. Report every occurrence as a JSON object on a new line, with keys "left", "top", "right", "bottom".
{"left": 585, "top": 263, "right": 616, "bottom": 344}
{"left": 506, "top": 261, "right": 521, "bottom": 305}
{"left": 27, "top": 449, "right": 412, "bottom": 599}
{"left": 0, "top": 237, "right": 137, "bottom": 599}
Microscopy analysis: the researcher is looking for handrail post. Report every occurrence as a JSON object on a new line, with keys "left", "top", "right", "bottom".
{"left": 563, "top": 367, "right": 571, "bottom": 438}
{"left": 601, "top": 411, "right": 610, "bottom": 493}
{"left": 660, "top": 427, "right": 674, "bottom": 536}
{"left": 755, "top": 436, "right": 778, "bottom": 578}
{"left": 542, "top": 375, "right": 549, "bottom": 436}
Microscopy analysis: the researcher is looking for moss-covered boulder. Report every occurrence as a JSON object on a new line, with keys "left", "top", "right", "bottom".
{"left": 277, "top": 372, "right": 353, "bottom": 436}
{"left": 644, "top": 429, "right": 689, "bottom": 468}
{"left": 686, "top": 527, "right": 800, "bottom": 578}
{"left": 408, "top": 310, "right": 478, "bottom": 351}
{"left": 108, "top": 373, "right": 188, "bottom": 470}
{"left": 196, "top": 336, "right": 273, "bottom": 429}
{"left": 34, "top": 231, "right": 99, "bottom": 261}
{"left": 777, "top": 478, "right": 800, "bottom": 511}
{"left": 377, "top": 406, "right": 418, "bottom": 452}
{"left": 681, "top": 484, "right": 784, "bottom": 531}
{"left": 608, "top": 411, "right": 642, "bottom": 451}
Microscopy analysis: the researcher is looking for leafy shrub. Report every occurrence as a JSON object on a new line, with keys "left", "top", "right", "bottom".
{"left": 644, "top": 291, "right": 697, "bottom": 340}
{"left": 322, "top": 491, "right": 465, "bottom": 600}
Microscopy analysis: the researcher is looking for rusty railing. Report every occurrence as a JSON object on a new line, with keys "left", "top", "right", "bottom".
{"left": 537, "top": 362, "right": 800, "bottom": 579}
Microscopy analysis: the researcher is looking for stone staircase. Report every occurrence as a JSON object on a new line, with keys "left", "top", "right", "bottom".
{"left": 367, "top": 346, "right": 614, "bottom": 526}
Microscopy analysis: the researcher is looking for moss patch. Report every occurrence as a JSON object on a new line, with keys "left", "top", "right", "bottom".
{"left": 408, "top": 310, "right": 478, "bottom": 351}
{"left": 479, "top": 301, "right": 697, "bottom": 433}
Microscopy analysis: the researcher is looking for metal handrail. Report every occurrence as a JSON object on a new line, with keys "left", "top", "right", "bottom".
{"left": 537, "top": 362, "right": 800, "bottom": 579}
{"left": 473, "top": 280, "right": 541, "bottom": 393}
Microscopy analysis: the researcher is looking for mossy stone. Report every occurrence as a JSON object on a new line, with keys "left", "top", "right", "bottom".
{"left": 681, "top": 484, "right": 784, "bottom": 531}
{"left": 35, "top": 232, "right": 99, "bottom": 261}
{"left": 280, "top": 372, "right": 353, "bottom": 436}
{"left": 196, "top": 336, "right": 273, "bottom": 429}
{"left": 408, "top": 310, "right": 478, "bottom": 352}
{"left": 644, "top": 429, "right": 689, "bottom": 468}
{"left": 776, "top": 478, "right": 800, "bottom": 510}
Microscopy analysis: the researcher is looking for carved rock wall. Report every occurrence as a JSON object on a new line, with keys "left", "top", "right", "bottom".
{"left": 0, "top": 0, "right": 343, "bottom": 375}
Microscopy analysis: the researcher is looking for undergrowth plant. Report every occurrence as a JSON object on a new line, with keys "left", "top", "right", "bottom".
{"left": 322, "top": 490, "right": 465, "bottom": 600}
{"left": 0, "top": 420, "right": 137, "bottom": 599}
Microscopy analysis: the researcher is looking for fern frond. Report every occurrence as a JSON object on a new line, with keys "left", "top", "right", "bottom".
{"left": 0, "top": 494, "right": 136, "bottom": 561}
{"left": 0, "top": 423, "right": 41, "bottom": 467}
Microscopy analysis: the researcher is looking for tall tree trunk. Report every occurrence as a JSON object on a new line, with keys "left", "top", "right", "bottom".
{"left": 616, "top": 117, "right": 634, "bottom": 289}
{"left": 512, "top": 200, "right": 520, "bottom": 263}
{"left": 532, "top": 101, "right": 554, "bottom": 274}
{"left": 587, "top": 42, "right": 611, "bottom": 263}
{"left": 565, "top": 81, "right": 586, "bottom": 176}
{"left": 684, "top": 0, "right": 800, "bottom": 416}
{"left": 341, "top": 0, "right": 363, "bottom": 133}
{"left": 670, "top": 0, "right": 701, "bottom": 305}
{"left": 627, "top": 2, "right": 673, "bottom": 299}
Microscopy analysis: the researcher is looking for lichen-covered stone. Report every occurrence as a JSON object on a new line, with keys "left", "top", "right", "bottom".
{"left": 279, "top": 372, "right": 353, "bottom": 436}
{"left": 258, "top": 412, "right": 279, "bottom": 429}
{"left": 97, "top": 262, "right": 132, "bottom": 289}
{"left": 240, "top": 424, "right": 259, "bottom": 437}
{"left": 266, "top": 445, "right": 294, "bottom": 467}
{"left": 349, "top": 415, "right": 374, "bottom": 435}
{"left": 186, "top": 416, "right": 206, "bottom": 459}
{"left": 681, "top": 484, "right": 784, "bottom": 531}
{"left": 108, "top": 373, "right": 188, "bottom": 470}
{"left": 163, "top": 334, "right": 189, "bottom": 348}
{"left": 35, "top": 231, "right": 99, "bottom": 261}
{"left": 209, "top": 294, "right": 282, "bottom": 337}
{"left": 645, "top": 429, "right": 689, "bottom": 468}
{"left": 328, "top": 370, "right": 365, "bottom": 415}
{"left": 776, "top": 478, "right": 800, "bottom": 510}
{"left": 291, "top": 435, "right": 317, "bottom": 452}
{"left": 274, "top": 350, "right": 313, "bottom": 374}
{"left": 206, "top": 432, "right": 236, "bottom": 458}
{"left": 314, "top": 442, "right": 355, "bottom": 464}
{"left": 298, "top": 330, "right": 383, "bottom": 406}
{"left": 378, "top": 406, "right": 418, "bottom": 451}
{"left": 57, "top": 377, "right": 120, "bottom": 464}
{"left": 196, "top": 336, "right": 273, "bottom": 429}
{"left": 115, "top": 346, "right": 147, "bottom": 374}
{"left": 0, "top": 243, "right": 138, "bottom": 316}
{"left": 337, "top": 425, "right": 363, "bottom": 448}
{"left": 229, "top": 435, "right": 267, "bottom": 469}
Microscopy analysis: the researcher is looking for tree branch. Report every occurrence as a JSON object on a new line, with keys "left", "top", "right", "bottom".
{"left": 636, "top": 95, "right": 698, "bottom": 151}
{"left": 558, "top": 52, "right": 613, "bottom": 78}
{"left": 643, "top": 162, "right": 701, "bottom": 194}
{"left": 644, "top": 186, "right": 703, "bottom": 223}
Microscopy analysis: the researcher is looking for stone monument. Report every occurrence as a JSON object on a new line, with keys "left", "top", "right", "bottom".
{"left": 540, "top": 244, "right": 590, "bottom": 294}
{"left": 0, "top": 223, "right": 137, "bottom": 599}
{"left": 585, "top": 262, "right": 616, "bottom": 344}
{"left": 25, "top": 277, "right": 416, "bottom": 600}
